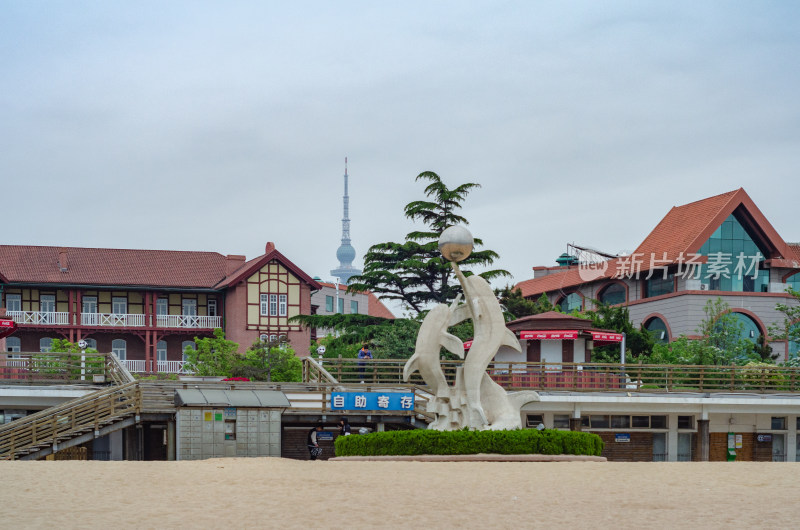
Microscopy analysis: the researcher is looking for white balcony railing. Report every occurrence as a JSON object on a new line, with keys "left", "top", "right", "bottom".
{"left": 157, "top": 360, "right": 190, "bottom": 373}
{"left": 121, "top": 359, "right": 190, "bottom": 374}
{"left": 7, "top": 311, "right": 70, "bottom": 325}
{"left": 81, "top": 313, "right": 146, "bottom": 327}
{"left": 121, "top": 360, "right": 147, "bottom": 373}
{"left": 156, "top": 314, "right": 221, "bottom": 328}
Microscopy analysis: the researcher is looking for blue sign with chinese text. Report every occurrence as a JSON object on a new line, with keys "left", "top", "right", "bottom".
{"left": 330, "top": 392, "right": 415, "bottom": 411}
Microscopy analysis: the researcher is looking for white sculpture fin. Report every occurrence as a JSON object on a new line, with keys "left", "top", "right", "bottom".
{"left": 440, "top": 332, "right": 464, "bottom": 359}
{"left": 503, "top": 328, "right": 522, "bottom": 352}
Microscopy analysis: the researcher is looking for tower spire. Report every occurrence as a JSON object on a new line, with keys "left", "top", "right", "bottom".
{"left": 331, "top": 157, "right": 362, "bottom": 284}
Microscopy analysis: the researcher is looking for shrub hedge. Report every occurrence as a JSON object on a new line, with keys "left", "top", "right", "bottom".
{"left": 335, "top": 429, "right": 604, "bottom": 457}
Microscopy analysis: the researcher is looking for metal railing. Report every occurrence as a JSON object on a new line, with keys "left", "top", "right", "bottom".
{"left": 6, "top": 311, "right": 70, "bottom": 325}
{"left": 305, "top": 358, "right": 800, "bottom": 394}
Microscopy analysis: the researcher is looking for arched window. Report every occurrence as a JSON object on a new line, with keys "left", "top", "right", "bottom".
{"left": 786, "top": 272, "right": 800, "bottom": 291}
{"left": 788, "top": 323, "right": 800, "bottom": 360}
{"left": 645, "top": 317, "right": 669, "bottom": 344}
{"left": 598, "top": 283, "right": 626, "bottom": 305}
{"left": 730, "top": 312, "right": 761, "bottom": 344}
{"left": 557, "top": 292, "right": 582, "bottom": 313}
{"left": 40, "top": 337, "right": 53, "bottom": 352}
{"left": 111, "top": 339, "right": 127, "bottom": 361}
{"left": 157, "top": 340, "right": 168, "bottom": 362}
{"left": 181, "top": 340, "right": 196, "bottom": 363}
{"left": 84, "top": 338, "right": 97, "bottom": 351}
{"left": 6, "top": 336, "right": 21, "bottom": 353}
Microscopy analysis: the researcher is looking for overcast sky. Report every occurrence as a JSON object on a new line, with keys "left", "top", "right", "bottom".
{"left": 2, "top": 2, "right": 798, "bottom": 316}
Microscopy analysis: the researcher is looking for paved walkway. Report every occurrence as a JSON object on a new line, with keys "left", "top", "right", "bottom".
{"left": 331, "top": 453, "right": 606, "bottom": 462}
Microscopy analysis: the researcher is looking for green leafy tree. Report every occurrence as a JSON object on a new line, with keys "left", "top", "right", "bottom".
{"left": 769, "top": 286, "right": 800, "bottom": 359}
{"left": 582, "top": 302, "right": 654, "bottom": 363}
{"left": 231, "top": 337, "right": 302, "bottom": 382}
{"left": 348, "top": 171, "right": 510, "bottom": 314}
{"left": 183, "top": 328, "right": 240, "bottom": 376}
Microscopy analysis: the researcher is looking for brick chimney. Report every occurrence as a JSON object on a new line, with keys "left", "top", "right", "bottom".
{"left": 225, "top": 255, "right": 246, "bottom": 276}
{"left": 58, "top": 247, "right": 69, "bottom": 272}
{"left": 265, "top": 242, "right": 275, "bottom": 253}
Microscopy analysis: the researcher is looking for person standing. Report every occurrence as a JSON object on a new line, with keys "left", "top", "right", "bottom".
{"left": 339, "top": 418, "right": 351, "bottom": 436}
{"left": 307, "top": 425, "right": 323, "bottom": 460}
{"left": 357, "top": 344, "right": 373, "bottom": 383}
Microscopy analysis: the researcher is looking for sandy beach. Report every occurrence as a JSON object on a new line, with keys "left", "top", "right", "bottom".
{"left": 0, "top": 459, "right": 798, "bottom": 529}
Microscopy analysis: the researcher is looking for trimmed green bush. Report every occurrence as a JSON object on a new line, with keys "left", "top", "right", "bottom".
{"left": 335, "top": 428, "right": 604, "bottom": 457}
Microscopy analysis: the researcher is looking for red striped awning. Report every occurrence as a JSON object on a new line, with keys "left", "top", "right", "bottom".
{"left": 520, "top": 330, "right": 578, "bottom": 340}
{"left": 590, "top": 331, "right": 623, "bottom": 343}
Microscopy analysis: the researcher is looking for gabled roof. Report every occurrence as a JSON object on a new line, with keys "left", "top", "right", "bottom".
{"left": 213, "top": 242, "right": 322, "bottom": 291}
{"left": 517, "top": 188, "right": 797, "bottom": 298}
{"left": 0, "top": 245, "right": 229, "bottom": 289}
{"left": 0, "top": 242, "right": 321, "bottom": 292}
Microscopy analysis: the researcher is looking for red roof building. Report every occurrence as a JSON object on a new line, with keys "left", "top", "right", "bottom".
{"left": 516, "top": 189, "right": 800, "bottom": 360}
{"left": 0, "top": 242, "right": 321, "bottom": 372}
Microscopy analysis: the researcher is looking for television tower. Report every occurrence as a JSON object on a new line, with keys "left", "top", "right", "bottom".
{"left": 331, "top": 157, "right": 362, "bottom": 284}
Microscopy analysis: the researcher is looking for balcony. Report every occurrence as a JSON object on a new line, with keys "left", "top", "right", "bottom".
{"left": 81, "top": 313, "right": 146, "bottom": 327}
{"left": 121, "top": 359, "right": 189, "bottom": 374}
{"left": 155, "top": 314, "right": 221, "bottom": 328}
{"left": 6, "top": 311, "right": 70, "bottom": 325}
{"left": 7, "top": 311, "right": 220, "bottom": 329}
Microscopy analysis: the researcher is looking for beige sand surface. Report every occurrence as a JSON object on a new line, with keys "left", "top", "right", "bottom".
{"left": 0, "top": 459, "right": 798, "bottom": 529}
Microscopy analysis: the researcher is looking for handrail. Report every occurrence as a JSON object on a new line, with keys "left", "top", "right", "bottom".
{"left": 1, "top": 352, "right": 111, "bottom": 385}
{"left": 308, "top": 358, "right": 800, "bottom": 394}
{"left": 302, "top": 357, "right": 340, "bottom": 384}
{"left": 0, "top": 381, "right": 141, "bottom": 460}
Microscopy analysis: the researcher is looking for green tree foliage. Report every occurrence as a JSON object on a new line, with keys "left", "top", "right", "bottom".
{"left": 496, "top": 287, "right": 560, "bottom": 321}
{"left": 582, "top": 302, "right": 654, "bottom": 362}
{"left": 231, "top": 338, "right": 302, "bottom": 382}
{"left": 50, "top": 338, "right": 99, "bottom": 355}
{"left": 183, "top": 328, "right": 240, "bottom": 376}
{"left": 348, "top": 171, "right": 510, "bottom": 314}
{"left": 769, "top": 286, "right": 800, "bottom": 356}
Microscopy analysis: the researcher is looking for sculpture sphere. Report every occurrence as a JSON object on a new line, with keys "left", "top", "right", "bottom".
{"left": 438, "top": 225, "right": 474, "bottom": 262}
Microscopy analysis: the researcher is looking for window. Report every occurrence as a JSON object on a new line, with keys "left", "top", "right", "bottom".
{"left": 157, "top": 340, "right": 167, "bottom": 362}
{"left": 650, "top": 415, "right": 667, "bottom": 429}
{"left": 111, "top": 339, "right": 126, "bottom": 361}
{"left": 5, "top": 294, "right": 21, "bottom": 312}
{"left": 40, "top": 294, "right": 55, "bottom": 312}
{"left": 269, "top": 294, "right": 278, "bottom": 316}
{"left": 598, "top": 283, "right": 626, "bottom": 305}
{"left": 645, "top": 273, "right": 674, "bottom": 298}
{"left": 644, "top": 317, "right": 669, "bottom": 344}
{"left": 182, "top": 299, "right": 197, "bottom": 316}
{"left": 729, "top": 312, "right": 761, "bottom": 344}
{"left": 260, "top": 294, "right": 269, "bottom": 316}
{"left": 350, "top": 300, "right": 358, "bottom": 314}
{"left": 39, "top": 337, "right": 53, "bottom": 352}
{"left": 260, "top": 334, "right": 269, "bottom": 343}
{"left": 279, "top": 294, "right": 287, "bottom": 316}
{"left": 553, "top": 415, "right": 570, "bottom": 429}
{"left": 678, "top": 416, "right": 694, "bottom": 429}
{"left": 338, "top": 298, "right": 344, "bottom": 314}
{"left": 632, "top": 416, "right": 650, "bottom": 428}
{"left": 156, "top": 298, "right": 168, "bottom": 315}
{"left": 589, "top": 415, "right": 610, "bottom": 428}
{"left": 112, "top": 297, "right": 127, "bottom": 315}
{"left": 525, "top": 414, "right": 544, "bottom": 428}
{"left": 697, "top": 214, "right": 769, "bottom": 293}
{"left": 611, "top": 415, "right": 630, "bottom": 429}
{"left": 771, "top": 417, "right": 786, "bottom": 430}
{"left": 557, "top": 292, "right": 582, "bottom": 313}
{"left": 325, "top": 296, "right": 334, "bottom": 313}
{"left": 789, "top": 323, "right": 800, "bottom": 360}
{"left": 84, "top": 338, "right": 97, "bottom": 350}
{"left": 181, "top": 341, "right": 196, "bottom": 362}
{"left": 6, "top": 337, "right": 21, "bottom": 353}
{"left": 207, "top": 299, "right": 217, "bottom": 317}
{"left": 787, "top": 272, "right": 800, "bottom": 291}
{"left": 82, "top": 296, "right": 97, "bottom": 313}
